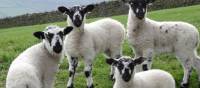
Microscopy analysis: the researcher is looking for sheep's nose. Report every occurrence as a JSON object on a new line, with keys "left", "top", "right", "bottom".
{"left": 125, "top": 69, "right": 129, "bottom": 73}
{"left": 53, "top": 40, "right": 62, "bottom": 53}
{"left": 74, "top": 16, "right": 82, "bottom": 27}
{"left": 75, "top": 15, "right": 80, "bottom": 19}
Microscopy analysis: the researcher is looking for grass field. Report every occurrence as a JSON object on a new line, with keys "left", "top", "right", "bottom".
{"left": 1, "top": 5, "right": 200, "bottom": 88}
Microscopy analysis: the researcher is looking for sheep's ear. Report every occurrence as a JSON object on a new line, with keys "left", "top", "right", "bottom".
{"left": 106, "top": 58, "right": 118, "bottom": 65}
{"left": 133, "top": 57, "right": 146, "bottom": 65}
{"left": 64, "top": 26, "right": 73, "bottom": 35}
{"left": 33, "top": 31, "right": 45, "bottom": 39}
{"left": 83, "top": 4, "right": 95, "bottom": 13}
{"left": 58, "top": 6, "right": 70, "bottom": 15}
{"left": 146, "top": 0, "right": 155, "bottom": 4}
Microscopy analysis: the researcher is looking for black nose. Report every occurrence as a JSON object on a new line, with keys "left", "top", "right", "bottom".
{"left": 122, "top": 69, "right": 132, "bottom": 82}
{"left": 137, "top": 13, "right": 145, "bottom": 19}
{"left": 73, "top": 16, "right": 82, "bottom": 27}
{"left": 53, "top": 41, "right": 62, "bottom": 54}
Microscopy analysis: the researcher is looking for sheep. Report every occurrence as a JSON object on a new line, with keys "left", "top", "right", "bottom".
{"left": 106, "top": 56, "right": 176, "bottom": 88}
{"left": 6, "top": 25, "right": 73, "bottom": 88}
{"left": 122, "top": 0, "right": 200, "bottom": 87}
{"left": 58, "top": 4, "right": 125, "bottom": 88}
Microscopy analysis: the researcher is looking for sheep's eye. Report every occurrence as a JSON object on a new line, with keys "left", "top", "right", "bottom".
{"left": 117, "top": 63, "right": 124, "bottom": 70}
{"left": 128, "top": 63, "right": 134, "bottom": 69}
{"left": 58, "top": 32, "right": 63, "bottom": 37}
{"left": 48, "top": 33, "right": 54, "bottom": 39}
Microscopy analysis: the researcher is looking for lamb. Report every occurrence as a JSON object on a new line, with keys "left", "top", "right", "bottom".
{"left": 106, "top": 56, "right": 176, "bottom": 88}
{"left": 6, "top": 25, "right": 73, "bottom": 88}
{"left": 122, "top": 0, "right": 200, "bottom": 87}
{"left": 58, "top": 4, "right": 125, "bottom": 88}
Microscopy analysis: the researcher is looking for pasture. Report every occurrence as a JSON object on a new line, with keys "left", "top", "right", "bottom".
{"left": 1, "top": 5, "right": 200, "bottom": 88}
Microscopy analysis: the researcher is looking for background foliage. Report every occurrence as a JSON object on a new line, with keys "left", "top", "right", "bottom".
{"left": 0, "top": 0, "right": 200, "bottom": 28}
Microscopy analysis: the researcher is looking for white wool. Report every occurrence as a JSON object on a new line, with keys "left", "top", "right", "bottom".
{"left": 114, "top": 69, "right": 176, "bottom": 88}
{"left": 127, "top": 7, "right": 200, "bottom": 85}
{"left": 65, "top": 18, "right": 125, "bottom": 58}
{"left": 6, "top": 26, "right": 64, "bottom": 88}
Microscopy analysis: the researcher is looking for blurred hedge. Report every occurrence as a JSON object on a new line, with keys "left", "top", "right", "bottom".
{"left": 0, "top": 0, "right": 200, "bottom": 29}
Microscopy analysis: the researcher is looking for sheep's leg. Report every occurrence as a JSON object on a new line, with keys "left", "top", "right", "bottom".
{"left": 180, "top": 60, "right": 192, "bottom": 88}
{"left": 192, "top": 55, "right": 200, "bottom": 87}
{"left": 84, "top": 58, "right": 94, "bottom": 88}
{"left": 176, "top": 53, "right": 192, "bottom": 88}
{"left": 67, "top": 57, "right": 78, "bottom": 88}
{"left": 133, "top": 47, "right": 143, "bottom": 72}
{"left": 142, "top": 48, "right": 154, "bottom": 71}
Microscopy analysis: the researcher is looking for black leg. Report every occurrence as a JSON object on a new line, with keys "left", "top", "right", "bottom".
{"left": 67, "top": 57, "right": 78, "bottom": 88}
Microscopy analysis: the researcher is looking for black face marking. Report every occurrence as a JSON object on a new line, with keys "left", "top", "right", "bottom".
{"left": 106, "top": 57, "right": 146, "bottom": 82}
{"left": 85, "top": 71, "right": 91, "bottom": 78}
{"left": 142, "top": 64, "right": 148, "bottom": 71}
{"left": 116, "top": 58, "right": 135, "bottom": 82}
{"left": 53, "top": 40, "right": 62, "bottom": 53}
{"left": 129, "top": 0, "right": 147, "bottom": 19}
{"left": 117, "top": 62, "right": 124, "bottom": 74}
{"left": 46, "top": 33, "right": 54, "bottom": 45}
{"left": 58, "top": 31, "right": 64, "bottom": 40}
{"left": 68, "top": 6, "right": 85, "bottom": 27}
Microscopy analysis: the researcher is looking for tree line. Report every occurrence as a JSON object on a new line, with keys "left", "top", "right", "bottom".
{"left": 0, "top": 0, "right": 200, "bottom": 29}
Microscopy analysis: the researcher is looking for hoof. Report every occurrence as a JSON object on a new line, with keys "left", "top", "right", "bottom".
{"left": 87, "top": 84, "right": 94, "bottom": 88}
{"left": 180, "top": 82, "right": 189, "bottom": 88}
{"left": 67, "top": 84, "right": 74, "bottom": 88}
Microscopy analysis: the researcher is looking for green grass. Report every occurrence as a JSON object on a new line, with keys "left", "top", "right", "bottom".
{"left": 1, "top": 5, "right": 200, "bottom": 88}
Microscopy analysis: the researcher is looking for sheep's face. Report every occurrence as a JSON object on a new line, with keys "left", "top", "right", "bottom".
{"left": 58, "top": 5, "right": 95, "bottom": 28}
{"left": 122, "top": 0, "right": 155, "bottom": 19}
{"left": 106, "top": 56, "right": 146, "bottom": 82}
{"left": 34, "top": 25, "right": 73, "bottom": 55}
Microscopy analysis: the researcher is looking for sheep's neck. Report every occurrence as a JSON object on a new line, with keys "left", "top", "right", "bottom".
{"left": 128, "top": 8, "right": 145, "bottom": 34}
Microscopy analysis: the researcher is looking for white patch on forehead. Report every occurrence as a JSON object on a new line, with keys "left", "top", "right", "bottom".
{"left": 73, "top": 11, "right": 82, "bottom": 20}
{"left": 123, "top": 62, "right": 130, "bottom": 68}
{"left": 122, "top": 61, "right": 132, "bottom": 74}
{"left": 44, "top": 25, "right": 63, "bottom": 33}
